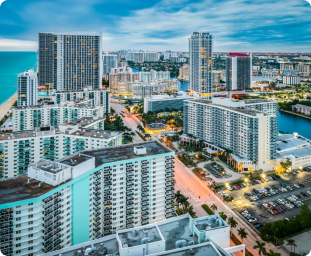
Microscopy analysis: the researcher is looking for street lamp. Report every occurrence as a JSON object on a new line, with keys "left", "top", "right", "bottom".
{"left": 225, "top": 183, "right": 229, "bottom": 187}
{"left": 262, "top": 174, "right": 266, "bottom": 178}
{"left": 245, "top": 178, "right": 248, "bottom": 182}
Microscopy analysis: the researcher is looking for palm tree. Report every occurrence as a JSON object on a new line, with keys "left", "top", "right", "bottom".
{"left": 253, "top": 241, "right": 267, "bottom": 256}
{"left": 228, "top": 217, "right": 237, "bottom": 235}
{"left": 237, "top": 228, "right": 248, "bottom": 243}
{"left": 179, "top": 195, "right": 189, "bottom": 213}
{"left": 286, "top": 239, "right": 296, "bottom": 253}
{"left": 210, "top": 203, "right": 217, "bottom": 212}
{"left": 188, "top": 206, "right": 197, "bottom": 218}
{"left": 218, "top": 211, "right": 227, "bottom": 222}
{"left": 145, "top": 133, "right": 151, "bottom": 140}
{"left": 175, "top": 190, "right": 183, "bottom": 203}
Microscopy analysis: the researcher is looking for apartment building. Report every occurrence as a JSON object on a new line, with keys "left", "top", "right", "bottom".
{"left": 38, "top": 32, "right": 102, "bottom": 90}
{"left": 51, "top": 87, "right": 110, "bottom": 110}
{"left": 40, "top": 214, "right": 244, "bottom": 256}
{"left": 126, "top": 52, "right": 144, "bottom": 63}
{"left": 179, "top": 64, "right": 189, "bottom": 80}
{"left": 144, "top": 52, "right": 160, "bottom": 62}
{"left": 17, "top": 69, "right": 38, "bottom": 107}
{"left": 295, "top": 64, "right": 310, "bottom": 77}
{"left": 12, "top": 101, "right": 105, "bottom": 131}
{"left": 183, "top": 97, "right": 278, "bottom": 171}
{"left": 133, "top": 84, "right": 154, "bottom": 99}
{"left": 144, "top": 94, "right": 194, "bottom": 113}
{"left": 102, "top": 54, "right": 118, "bottom": 75}
{"left": 189, "top": 32, "right": 213, "bottom": 98}
{"left": 109, "top": 66, "right": 140, "bottom": 89}
{"left": 140, "top": 70, "right": 170, "bottom": 83}
{"left": 0, "top": 141, "right": 175, "bottom": 255}
{"left": 226, "top": 53, "right": 252, "bottom": 91}
{"left": 0, "top": 122, "right": 122, "bottom": 178}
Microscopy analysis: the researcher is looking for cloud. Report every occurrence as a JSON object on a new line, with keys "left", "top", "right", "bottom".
{"left": 0, "top": 38, "right": 37, "bottom": 51}
{"left": 0, "top": 0, "right": 310, "bottom": 51}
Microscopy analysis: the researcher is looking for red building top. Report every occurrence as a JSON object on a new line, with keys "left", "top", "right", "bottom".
{"left": 229, "top": 52, "right": 250, "bottom": 57}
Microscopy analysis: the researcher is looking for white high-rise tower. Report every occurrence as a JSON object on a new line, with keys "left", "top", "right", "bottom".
{"left": 189, "top": 32, "right": 213, "bottom": 98}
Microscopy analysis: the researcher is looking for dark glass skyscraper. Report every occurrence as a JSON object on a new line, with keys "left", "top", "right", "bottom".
{"left": 38, "top": 32, "right": 102, "bottom": 91}
{"left": 226, "top": 53, "right": 252, "bottom": 91}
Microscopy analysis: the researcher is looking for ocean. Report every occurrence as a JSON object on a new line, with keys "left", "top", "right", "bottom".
{"left": 0, "top": 52, "right": 38, "bottom": 105}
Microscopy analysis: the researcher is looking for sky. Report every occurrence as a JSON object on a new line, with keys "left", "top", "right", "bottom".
{"left": 0, "top": 0, "right": 311, "bottom": 52}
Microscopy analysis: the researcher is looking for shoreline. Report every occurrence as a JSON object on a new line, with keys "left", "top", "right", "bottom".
{"left": 279, "top": 109, "right": 311, "bottom": 121}
{"left": 0, "top": 93, "right": 17, "bottom": 120}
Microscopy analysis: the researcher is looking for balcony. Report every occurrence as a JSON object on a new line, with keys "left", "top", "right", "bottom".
{"left": 142, "top": 220, "right": 149, "bottom": 225}
{"left": 93, "top": 227, "right": 100, "bottom": 232}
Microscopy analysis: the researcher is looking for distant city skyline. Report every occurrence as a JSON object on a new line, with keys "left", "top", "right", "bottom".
{"left": 0, "top": 0, "right": 311, "bottom": 52}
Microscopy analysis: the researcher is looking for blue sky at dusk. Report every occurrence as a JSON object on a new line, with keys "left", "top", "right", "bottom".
{"left": 0, "top": 0, "right": 310, "bottom": 51}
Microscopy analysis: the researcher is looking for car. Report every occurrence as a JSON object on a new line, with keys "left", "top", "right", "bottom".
{"left": 236, "top": 185, "right": 241, "bottom": 189}
{"left": 299, "top": 183, "right": 305, "bottom": 187}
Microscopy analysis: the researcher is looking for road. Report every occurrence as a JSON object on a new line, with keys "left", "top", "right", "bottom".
{"left": 110, "top": 100, "right": 144, "bottom": 143}
{"left": 174, "top": 155, "right": 287, "bottom": 256}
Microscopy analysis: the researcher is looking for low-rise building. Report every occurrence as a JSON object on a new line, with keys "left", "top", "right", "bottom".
{"left": 0, "top": 121, "right": 123, "bottom": 178}
{"left": 0, "top": 141, "right": 175, "bottom": 255}
{"left": 40, "top": 214, "right": 244, "bottom": 256}
{"left": 282, "top": 75, "right": 301, "bottom": 86}
{"left": 12, "top": 101, "right": 105, "bottom": 131}
{"left": 145, "top": 123, "right": 169, "bottom": 134}
{"left": 144, "top": 94, "right": 193, "bottom": 113}
{"left": 292, "top": 104, "right": 311, "bottom": 115}
{"left": 276, "top": 133, "right": 311, "bottom": 170}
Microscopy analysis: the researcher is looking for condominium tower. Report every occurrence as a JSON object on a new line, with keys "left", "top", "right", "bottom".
{"left": 38, "top": 32, "right": 102, "bottom": 90}
{"left": 12, "top": 101, "right": 105, "bottom": 131}
{"left": 17, "top": 69, "right": 38, "bottom": 107}
{"left": 102, "top": 54, "right": 118, "bottom": 76}
{"left": 0, "top": 122, "right": 122, "bottom": 178}
{"left": 189, "top": 32, "right": 213, "bottom": 98}
{"left": 226, "top": 53, "right": 252, "bottom": 91}
{"left": 0, "top": 141, "right": 175, "bottom": 256}
{"left": 183, "top": 97, "right": 278, "bottom": 171}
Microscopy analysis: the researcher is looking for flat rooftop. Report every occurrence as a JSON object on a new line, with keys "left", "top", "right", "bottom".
{"left": 60, "top": 154, "right": 93, "bottom": 167}
{"left": 66, "top": 117, "right": 105, "bottom": 127}
{"left": 244, "top": 99, "right": 276, "bottom": 104}
{"left": 12, "top": 101, "right": 101, "bottom": 110}
{"left": 186, "top": 99, "right": 272, "bottom": 117}
{"left": 276, "top": 137, "right": 309, "bottom": 152}
{"left": 194, "top": 216, "right": 228, "bottom": 232}
{"left": 146, "top": 123, "right": 167, "bottom": 130}
{"left": 118, "top": 226, "right": 162, "bottom": 248}
{"left": 39, "top": 215, "right": 231, "bottom": 256}
{"left": 69, "top": 141, "right": 172, "bottom": 168}
{"left": 0, "top": 128, "right": 122, "bottom": 141}
{"left": 277, "top": 146, "right": 311, "bottom": 159}
{"left": 0, "top": 175, "right": 55, "bottom": 205}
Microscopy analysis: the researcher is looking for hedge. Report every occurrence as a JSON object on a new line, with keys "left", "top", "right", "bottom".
{"left": 135, "top": 131, "right": 146, "bottom": 141}
{"left": 202, "top": 204, "right": 214, "bottom": 215}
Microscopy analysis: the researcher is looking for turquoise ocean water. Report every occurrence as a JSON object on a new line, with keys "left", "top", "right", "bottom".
{"left": 0, "top": 52, "right": 38, "bottom": 105}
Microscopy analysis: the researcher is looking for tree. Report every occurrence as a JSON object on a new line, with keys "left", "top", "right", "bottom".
{"left": 228, "top": 217, "right": 237, "bottom": 234}
{"left": 237, "top": 228, "right": 248, "bottom": 243}
{"left": 210, "top": 203, "right": 217, "bottom": 212}
{"left": 280, "top": 160, "right": 292, "bottom": 172}
{"left": 218, "top": 211, "right": 227, "bottom": 222}
{"left": 188, "top": 206, "right": 197, "bottom": 218}
{"left": 253, "top": 241, "right": 267, "bottom": 256}
{"left": 286, "top": 239, "right": 296, "bottom": 253}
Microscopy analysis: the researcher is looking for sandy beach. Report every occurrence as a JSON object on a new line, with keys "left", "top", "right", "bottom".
{"left": 0, "top": 93, "right": 17, "bottom": 120}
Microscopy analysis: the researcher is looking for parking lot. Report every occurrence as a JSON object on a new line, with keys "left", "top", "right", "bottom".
{"left": 225, "top": 170, "right": 311, "bottom": 226}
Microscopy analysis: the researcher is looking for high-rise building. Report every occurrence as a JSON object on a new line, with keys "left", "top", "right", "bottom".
{"left": 144, "top": 52, "right": 159, "bottom": 62}
{"left": 189, "top": 32, "right": 213, "bottom": 98}
{"left": 183, "top": 97, "right": 278, "bottom": 171}
{"left": 17, "top": 69, "right": 38, "bottom": 107}
{"left": 109, "top": 66, "right": 140, "bottom": 89}
{"left": 0, "top": 122, "right": 122, "bottom": 178}
{"left": 0, "top": 141, "right": 175, "bottom": 255}
{"left": 38, "top": 32, "right": 102, "bottom": 90}
{"left": 226, "top": 53, "right": 252, "bottom": 91}
{"left": 12, "top": 101, "right": 105, "bottom": 131}
{"left": 133, "top": 84, "right": 154, "bottom": 99}
{"left": 102, "top": 54, "right": 118, "bottom": 75}
{"left": 126, "top": 52, "right": 144, "bottom": 63}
